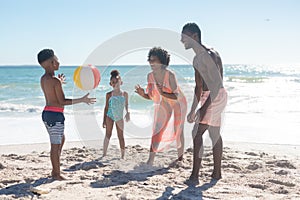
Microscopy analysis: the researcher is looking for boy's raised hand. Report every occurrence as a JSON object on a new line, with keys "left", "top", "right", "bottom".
{"left": 58, "top": 73, "right": 66, "bottom": 84}
{"left": 82, "top": 93, "right": 96, "bottom": 105}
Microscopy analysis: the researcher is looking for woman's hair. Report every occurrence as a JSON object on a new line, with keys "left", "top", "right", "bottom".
{"left": 110, "top": 70, "right": 120, "bottom": 81}
{"left": 147, "top": 47, "right": 170, "bottom": 68}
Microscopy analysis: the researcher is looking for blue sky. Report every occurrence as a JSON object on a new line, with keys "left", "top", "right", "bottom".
{"left": 1, "top": 0, "right": 299, "bottom": 65}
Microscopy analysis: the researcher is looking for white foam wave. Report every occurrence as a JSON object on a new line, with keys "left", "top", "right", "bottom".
{"left": 0, "top": 103, "right": 42, "bottom": 113}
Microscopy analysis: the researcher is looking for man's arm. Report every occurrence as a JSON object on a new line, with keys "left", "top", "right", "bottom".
{"left": 191, "top": 69, "right": 202, "bottom": 112}
{"left": 195, "top": 53, "right": 223, "bottom": 122}
{"left": 187, "top": 68, "right": 202, "bottom": 123}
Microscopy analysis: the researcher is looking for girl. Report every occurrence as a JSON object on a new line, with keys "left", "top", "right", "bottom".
{"left": 135, "top": 47, "right": 187, "bottom": 165}
{"left": 103, "top": 70, "right": 130, "bottom": 159}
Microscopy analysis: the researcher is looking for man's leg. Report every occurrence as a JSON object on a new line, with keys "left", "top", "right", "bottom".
{"left": 208, "top": 126, "right": 222, "bottom": 179}
{"left": 189, "top": 123, "right": 209, "bottom": 182}
{"left": 177, "top": 132, "right": 184, "bottom": 161}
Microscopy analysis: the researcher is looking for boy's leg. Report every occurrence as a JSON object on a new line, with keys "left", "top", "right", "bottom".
{"left": 50, "top": 143, "right": 65, "bottom": 180}
{"left": 188, "top": 123, "right": 208, "bottom": 183}
{"left": 116, "top": 120, "right": 125, "bottom": 159}
{"left": 59, "top": 135, "right": 65, "bottom": 157}
{"left": 103, "top": 117, "right": 114, "bottom": 157}
{"left": 208, "top": 126, "right": 223, "bottom": 179}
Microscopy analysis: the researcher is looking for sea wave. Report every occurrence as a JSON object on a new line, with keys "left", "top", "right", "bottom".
{"left": 0, "top": 103, "right": 42, "bottom": 113}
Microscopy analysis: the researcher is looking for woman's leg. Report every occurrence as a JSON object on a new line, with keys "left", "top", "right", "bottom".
{"left": 148, "top": 103, "right": 172, "bottom": 165}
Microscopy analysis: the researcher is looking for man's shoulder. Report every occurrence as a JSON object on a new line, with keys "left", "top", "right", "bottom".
{"left": 193, "top": 53, "right": 207, "bottom": 66}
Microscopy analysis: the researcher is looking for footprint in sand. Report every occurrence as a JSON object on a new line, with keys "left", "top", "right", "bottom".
{"left": 275, "top": 169, "right": 289, "bottom": 175}
{"left": 248, "top": 183, "right": 268, "bottom": 190}
{"left": 266, "top": 160, "right": 296, "bottom": 169}
{"left": 274, "top": 187, "right": 289, "bottom": 194}
{"left": 245, "top": 152, "right": 259, "bottom": 156}
{"left": 268, "top": 179, "right": 296, "bottom": 187}
{"left": 0, "top": 162, "right": 5, "bottom": 169}
{"left": 246, "top": 162, "right": 262, "bottom": 170}
{"left": 222, "top": 163, "right": 243, "bottom": 171}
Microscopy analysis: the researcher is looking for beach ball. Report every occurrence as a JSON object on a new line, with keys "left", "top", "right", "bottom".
{"left": 73, "top": 64, "right": 101, "bottom": 90}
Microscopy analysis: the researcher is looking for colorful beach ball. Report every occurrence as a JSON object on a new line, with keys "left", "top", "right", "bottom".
{"left": 73, "top": 64, "right": 101, "bottom": 90}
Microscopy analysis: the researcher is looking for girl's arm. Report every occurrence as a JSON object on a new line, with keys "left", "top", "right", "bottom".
{"left": 102, "top": 92, "right": 110, "bottom": 128}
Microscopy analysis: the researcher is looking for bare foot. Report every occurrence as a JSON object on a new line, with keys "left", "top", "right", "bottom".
{"left": 52, "top": 175, "right": 67, "bottom": 181}
{"left": 121, "top": 149, "right": 125, "bottom": 159}
{"left": 184, "top": 176, "right": 199, "bottom": 186}
{"left": 211, "top": 171, "right": 222, "bottom": 180}
{"left": 146, "top": 159, "right": 154, "bottom": 166}
{"left": 177, "top": 155, "right": 183, "bottom": 161}
{"left": 52, "top": 174, "right": 67, "bottom": 181}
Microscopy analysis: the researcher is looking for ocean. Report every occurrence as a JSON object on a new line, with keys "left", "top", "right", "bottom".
{"left": 0, "top": 64, "right": 300, "bottom": 146}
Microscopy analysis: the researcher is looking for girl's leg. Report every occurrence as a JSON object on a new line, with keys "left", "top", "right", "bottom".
{"left": 103, "top": 117, "right": 114, "bottom": 157}
{"left": 116, "top": 120, "right": 125, "bottom": 159}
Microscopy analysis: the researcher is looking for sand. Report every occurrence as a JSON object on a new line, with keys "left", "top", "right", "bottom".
{"left": 0, "top": 140, "right": 300, "bottom": 200}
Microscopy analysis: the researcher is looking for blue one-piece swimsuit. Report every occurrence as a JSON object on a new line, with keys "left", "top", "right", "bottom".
{"left": 106, "top": 93, "right": 125, "bottom": 122}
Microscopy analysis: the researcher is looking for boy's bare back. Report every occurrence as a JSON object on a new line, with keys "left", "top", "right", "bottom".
{"left": 41, "top": 74, "right": 65, "bottom": 108}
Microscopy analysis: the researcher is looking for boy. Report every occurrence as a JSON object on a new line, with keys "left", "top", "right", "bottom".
{"left": 38, "top": 49, "right": 96, "bottom": 180}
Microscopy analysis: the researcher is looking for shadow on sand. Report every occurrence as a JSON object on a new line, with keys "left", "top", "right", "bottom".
{"left": 0, "top": 177, "right": 54, "bottom": 199}
{"left": 157, "top": 179, "right": 219, "bottom": 200}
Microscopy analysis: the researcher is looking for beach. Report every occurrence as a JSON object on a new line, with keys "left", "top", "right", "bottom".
{"left": 1, "top": 140, "right": 300, "bottom": 200}
{"left": 1, "top": 65, "right": 300, "bottom": 199}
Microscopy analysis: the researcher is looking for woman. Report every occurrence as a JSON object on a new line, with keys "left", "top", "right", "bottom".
{"left": 135, "top": 47, "right": 187, "bottom": 165}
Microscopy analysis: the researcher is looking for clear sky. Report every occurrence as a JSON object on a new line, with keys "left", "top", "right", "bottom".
{"left": 1, "top": 0, "right": 299, "bottom": 66}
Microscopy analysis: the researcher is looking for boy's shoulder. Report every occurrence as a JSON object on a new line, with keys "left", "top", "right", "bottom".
{"left": 41, "top": 74, "right": 60, "bottom": 85}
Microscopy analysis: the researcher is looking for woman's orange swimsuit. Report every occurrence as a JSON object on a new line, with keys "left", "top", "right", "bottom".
{"left": 146, "top": 70, "right": 187, "bottom": 152}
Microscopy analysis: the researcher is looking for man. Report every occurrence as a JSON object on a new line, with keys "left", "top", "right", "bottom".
{"left": 181, "top": 23, "right": 227, "bottom": 184}
{"left": 38, "top": 49, "right": 96, "bottom": 180}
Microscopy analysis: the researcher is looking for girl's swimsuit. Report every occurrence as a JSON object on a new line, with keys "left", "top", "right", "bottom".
{"left": 106, "top": 92, "right": 126, "bottom": 122}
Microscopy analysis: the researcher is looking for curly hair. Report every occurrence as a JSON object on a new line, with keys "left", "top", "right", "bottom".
{"left": 147, "top": 47, "right": 170, "bottom": 68}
